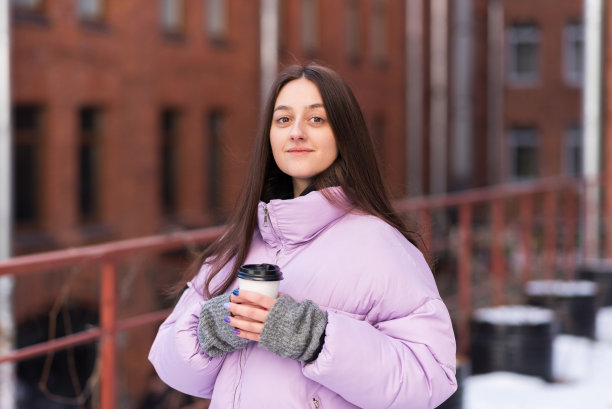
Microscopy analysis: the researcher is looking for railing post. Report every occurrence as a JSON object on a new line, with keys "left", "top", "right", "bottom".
{"left": 543, "top": 189, "right": 557, "bottom": 279}
{"left": 100, "top": 261, "right": 117, "bottom": 409}
{"left": 519, "top": 193, "right": 534, "bottom": 284}
{"left": 458, "top": 204, "right": 472, "bottom": 355}
{"left": 564, "top": 184, "right": 578, "bottom": 279}
{"left": 491, "top": 198, "right": 505, "bottom": 305}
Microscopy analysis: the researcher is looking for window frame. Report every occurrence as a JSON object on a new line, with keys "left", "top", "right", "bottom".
{"left": 77, "top": 0, "right": 105, "bottom": 22}
{"left": 346, "top": 0, "right": 362, "bottom": 63}
{"left": 206, "top": 0, "right": 228, "bottom": 43}
{"left": 507, "top": 126, "right": 539, "bottom": 181}
{"left": 563, "top": 124, "right": 582, "bottom": 176}
{"left": 563, "top": 21, "right": 584, "bottom": 87}
{"left": 160, "top": 108, "right": 181, "bottom": 217}
{"left": 370, "top": 0, "right": 387, "bottom": 64}
{"left": 13, "top": 105, "right": 44, "bottom": 228}
{"left": 11, "top": 0, "right": 44, "bottom": 12}
{"left": 78, "top": 106, "right": 102, "bottom": 223}
{"left": 506, "top": 23, "right": 541, "bottom": 86}
{"left": 160, "top": 0, "right": 185, "bottom": 35}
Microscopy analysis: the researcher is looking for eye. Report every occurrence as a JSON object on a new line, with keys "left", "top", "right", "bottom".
{"left": 275, "top": 116, "right": 291, "bottom": 125}
{"left": 309, "top": 116, "right": 326, "bottom": 124}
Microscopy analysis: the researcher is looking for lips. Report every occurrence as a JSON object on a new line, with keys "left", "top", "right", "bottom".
{"left": 287, "top": 147, "right": 314, "bottom": 154}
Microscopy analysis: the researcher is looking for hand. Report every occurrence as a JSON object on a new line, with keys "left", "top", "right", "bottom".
{"left": 224, "top": 289, "right": 279, "bottom": 342}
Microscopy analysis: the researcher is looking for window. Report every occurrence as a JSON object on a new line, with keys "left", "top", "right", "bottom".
{"left": 563, "top": 21, "right": 584, "bottom": 86}
{"left": 13, "top": 105, "right": 42, "bottom": 226}
{"left": 161, "top": 109, "right": 180, "bottom": 215}
{"left": 346, "top": 0, "right": 362, "bottom": 61}
{"left": 208, "top": 111, "right": 224, "bottom": 219}
{"left": 78, "top": 107, "right": 101, "bottom": 221}
{"left": 160, "top": 0, "right": 184, "bottom": 33}
{"left": 507, "top": 23, "right": 540, "bottom": 85}
{"left": 508, "top": 126, "right": 539, "bottom": 180}
{"left": 78, "top": 0, "right": 103, "bottom": 21}
{"left": 371, "top": 0, "right": 387, "bottom": 63}
{"left": 207, "top": 0, "right": 228, "bottom": 42}
{"left": 11, "top": 0, "right": 42, "bottom": 10}
{"left": 301, "top": 0, "right": 318, "bottom": 54}
{"left": 563, "top": 124, "right": 582, "bottom": 176}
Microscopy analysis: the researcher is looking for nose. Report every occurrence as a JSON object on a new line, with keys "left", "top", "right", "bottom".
{"left": 289, "top": 120, "right": 305, "bottom": 141}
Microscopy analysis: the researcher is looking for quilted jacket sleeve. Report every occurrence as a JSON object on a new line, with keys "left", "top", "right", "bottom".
{"left": 301, "top": 230, "right": 457, "bottom": 409}
{"left": 148, "top": 279, "right": 225, "bottom": 398}
{"left": 302, "top": 299, "right": 457, "bottom": 409}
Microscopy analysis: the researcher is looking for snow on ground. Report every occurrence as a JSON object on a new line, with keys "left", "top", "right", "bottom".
{"left": 464, "top": 307, "right": 612, "bottom": 409}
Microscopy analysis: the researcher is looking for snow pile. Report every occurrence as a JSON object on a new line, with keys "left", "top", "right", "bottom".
{"left": 472, "top": 305, "right": 555, "bottom": 325}
{"left": 596, "top": 306, "right": 612, "bottom": 341}
{"left": 525, "top": 280, "right": 598, "bottom": 297}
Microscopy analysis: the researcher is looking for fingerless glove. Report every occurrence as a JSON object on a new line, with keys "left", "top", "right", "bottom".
{"left": 197, "top": 293, "right": 249, "bottom": 357}
{"left": 259, "top": 295, "right": 327, "bottom": 362}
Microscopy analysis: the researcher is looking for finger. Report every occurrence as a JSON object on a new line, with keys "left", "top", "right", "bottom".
{"left": 229, "top": 294, "right": 266, "bottom": 309}
{"left": 232, "top": 329, "right": 260, "bottom": 342}
{"left": 225, "top": 302, "right": 269, "bottom": 323}
{"left": 231, "top": 289, "right": 277, "bottom": 310}
{"left": 225, "top": 315, "right": 265, "bottom": 335}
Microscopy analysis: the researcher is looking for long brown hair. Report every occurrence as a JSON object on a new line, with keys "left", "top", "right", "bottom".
{"left": 192, "top": 64, "right": 423, "bottom": 298}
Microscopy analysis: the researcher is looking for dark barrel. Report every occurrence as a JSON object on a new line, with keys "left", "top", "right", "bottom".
{"left": 525, "top": 280, "right": 598, "bottom": 339}
{"left": 577, "top": 261, "right": 612, "bottom": 307}
{"left": 470, "top": 305, "right": 556, "bottom": 382}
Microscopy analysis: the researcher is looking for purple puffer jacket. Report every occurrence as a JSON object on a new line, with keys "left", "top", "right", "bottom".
{"left": 149, "top": 187, "right": 457, "bottom": 408}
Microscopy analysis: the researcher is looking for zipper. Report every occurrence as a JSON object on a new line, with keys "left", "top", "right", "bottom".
{"left": 263, "top": 204, "right": 269, "bottom": 227}
{"left": 312, "top": 398, "right": 320, "bottom": 408}
{"left": 263, "top": 203, "right": 284, "bottom": 263}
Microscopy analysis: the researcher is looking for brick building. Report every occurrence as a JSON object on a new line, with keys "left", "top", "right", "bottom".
{"left": 8, "top": 0, "right": 600, "bottom": 407}
{"left": 403, "top": 0, "right": 584, "bottom": 194}
{"left": 9, "top": 1, "right": 409, "bottom": 407}
{"left": 11, "top": 0, "right": 409, "bottom": 257}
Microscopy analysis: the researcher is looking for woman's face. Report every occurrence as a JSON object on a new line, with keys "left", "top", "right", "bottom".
{"left": 270, "top": 78, "right": 338, "bottom": 197}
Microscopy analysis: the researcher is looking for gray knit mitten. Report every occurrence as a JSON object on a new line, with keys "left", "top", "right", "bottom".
{"left": 197, "top": 293, "right": 250, "bottom": 357}
{"left": 259, "top": 295, "right": 327, "bottom": 362}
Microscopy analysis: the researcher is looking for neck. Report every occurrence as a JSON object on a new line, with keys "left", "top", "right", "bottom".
{"left": 292, "top": 179, "right": 310, "bottom": 198}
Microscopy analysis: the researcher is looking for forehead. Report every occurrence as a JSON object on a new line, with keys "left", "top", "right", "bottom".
{"left": 274, "top": 78, "right": 323, "bottom": 107}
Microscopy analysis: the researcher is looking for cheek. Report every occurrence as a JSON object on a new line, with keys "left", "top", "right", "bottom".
{"left": 324, "top": 138, "right": 339, "bottom": 163}
{"left": 269, "top": 132, "right": 283, "bottom": 159}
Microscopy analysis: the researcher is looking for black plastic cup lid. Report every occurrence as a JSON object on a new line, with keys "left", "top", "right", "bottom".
{"left": 237, "top": 264, "right": 283, "bottom": 281}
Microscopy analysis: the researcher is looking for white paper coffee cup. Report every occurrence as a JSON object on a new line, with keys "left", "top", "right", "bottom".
{"left": 237, "top": 264, "right": 284, "bottom": 299}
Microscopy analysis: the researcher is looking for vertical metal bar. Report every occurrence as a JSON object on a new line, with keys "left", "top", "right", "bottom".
{"left": 487, "top": 0, "right": 505, "bottom": 184}
{"left": 407, "top": 0, "right": 424, "bottom": 196}
{"left": 582, "top": 0, "right": 603, "bottom": 260}
{"left": 0, "top": 0, "right": 15, "bottom": 407}
{"left": 451, "top": 0, "right": 474, "bottom": 190}
{"left": 564, "top": 184, "right": 578, "bottom": 279}
{"left": 543, "top": 189, "right": 557, "bottom": 279}
{"left": 100, "top": 261, "right": 117, "bottom": 409}
{"left": 429, "top": 0, "right": 448, "bottom": 194}
{"left": 260, "top": 0, "right": 279, "bottom": 105}
{"left": 519, "top": 193, "right": 533, "bottom": 284}
{"left": 457, "top": 204, "right": 472, "bottom": 355}
{"left": 491, "top": 198, "right": 505, "bottom": 305}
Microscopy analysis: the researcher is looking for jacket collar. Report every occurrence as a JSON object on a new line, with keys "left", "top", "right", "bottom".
{"left": 257, "top": 187, "right": 349, "bottom": 250}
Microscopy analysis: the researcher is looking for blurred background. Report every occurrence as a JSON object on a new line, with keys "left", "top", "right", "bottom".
{"left": 0, "top": 0, "right": 611, "bottom": 408}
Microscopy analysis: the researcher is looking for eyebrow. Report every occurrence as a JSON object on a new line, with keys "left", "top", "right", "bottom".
{"left": 273, "top": 103, "right": 325, "bottom": 112}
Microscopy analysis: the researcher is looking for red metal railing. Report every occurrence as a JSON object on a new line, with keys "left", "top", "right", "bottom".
{"left": 0, "top": 176, "right": 583, "bottom": 408}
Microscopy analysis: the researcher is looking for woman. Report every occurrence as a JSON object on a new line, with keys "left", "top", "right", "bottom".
{"left": 149, "top": 64, "right": 457, "bottom": 408}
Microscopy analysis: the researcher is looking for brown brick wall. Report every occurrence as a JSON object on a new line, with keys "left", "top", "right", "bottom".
{"left": 503, "top": 0, "right": 583, "bottom": 178}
